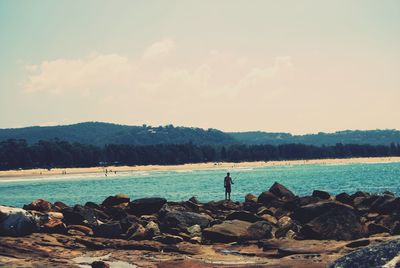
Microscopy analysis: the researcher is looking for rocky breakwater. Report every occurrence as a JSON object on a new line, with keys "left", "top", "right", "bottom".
{"left": 2, "top": 183, "right": 400, "bottom": 267}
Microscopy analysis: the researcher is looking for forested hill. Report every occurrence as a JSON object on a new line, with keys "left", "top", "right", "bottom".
{"left": 229, "top": 130, "right": 400, "bottom": 146}
{"left": 0, "top": 122, "right": 400, "bottom": 146}
{"left": 0, "top": 122, "right": 234, "bottom": 146}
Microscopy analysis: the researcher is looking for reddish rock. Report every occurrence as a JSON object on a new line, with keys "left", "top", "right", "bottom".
{"left": 23, "top": 199, "right": 52, "bottom": 212}
{"left": 42, "top": 219, "right": 66, "bottom": 234}
{"left": 268, "top": 182, "right": 296, "bottom": 200}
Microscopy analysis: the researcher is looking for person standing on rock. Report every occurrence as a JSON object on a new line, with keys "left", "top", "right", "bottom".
{"left": 224, "top": 172, "right": 234, "bottom": 200}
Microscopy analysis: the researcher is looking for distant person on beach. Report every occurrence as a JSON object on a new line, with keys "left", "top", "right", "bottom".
{"left": 224, "top": 172, "right": 234, "bottom": 200}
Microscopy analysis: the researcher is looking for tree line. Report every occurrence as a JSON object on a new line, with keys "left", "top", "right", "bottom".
{"left": 0, "top": 139, "right": 400, "bottom": 170}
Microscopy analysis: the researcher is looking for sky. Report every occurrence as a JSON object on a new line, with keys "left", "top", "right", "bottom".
{"left": 0, "top": 0, "right": 399, "bottom": 134}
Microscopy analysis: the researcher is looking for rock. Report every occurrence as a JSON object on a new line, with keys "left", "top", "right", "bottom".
{"left": 203, "top": 220, "right": 251, "bottom": 243}
{"left": 374, "top": 197, "right": 400, "bottom": 214}
{"left": 62, "top": 205, "right": 97, "bottom": 226}
{"left": 92, "top": 261, "right": 110, "bottom": 268}
{"left": 268, "top": 182, "right": 295, "bottom": 200}
{"left": 260, "top": 214, "right": 278, "bottom": 225}
{"left": 298, "top": 196, "right": 320, "bottom": 206}
{"left": 53, "top": 201, "right": 69, "bottom": 211}
{"left": 129, "top": 197, "right": 167, "bottom": 215}
{"left": 128, "top": 224, "right": 146, "bottom": 240}
{"left": 42, "top": 219, "right": 66, "bottom": 234}
{"left": 277, "top": 216, "right": 293, "bottom": 229}
{"left": 335, "top": 192, "right": 352, "bottom": 205}
{"left": 350, "top": 191, "right": 370, "bottom": 200}
{"left": 257, "top": 191, "right": 278, "bottom": 205}
{"left": 144, "top": 221, "right": 160, "bottom": 238}
{"left": 246, "top": 221, "right": 273, "bottom": 240}
{"left": 225, "top": 211, "right": 262, "bottom": 223}
{"left": 0, "top": 206, "right": 38, "bottom": 236}
{"left": 203, "top": 220, "right": 272, "bottom": 243}
{"left": 48, "top": 212, "right": 64, "bottom": 220}
{"left": 188, "top": 196, "right": 199, "bottom": 204}
{"left": 367, "top": 222, "right": 390, "bottom": 235}
{"left": 101, "top": 194, "right": 130, "bottom": 207}
{"left": 245, "top": 193, "right": 257, "bottom": 203}
{"left": 154, "top": 234, "right": 183, "bottom": 244}
{"left": 162, "top": 211, "right": 212, "bottom": 229}
{"left": 103, "top": 206, "right": 127, "bottom": 221}
{"left": 93, "top": 222, "right": 122, "bottom": 238}
{"left": 187, "top": 224, "right": 201, "bottom": 237}
{"left": 300, "top": 205, "right": 363, "bottom": 240}
{"left": 293, "top": 201, "right": 352, "bottom": 224}
{"left": 328, "top": 239, "right": 400, "bottom": 268}
{"left": 67, "top": 225, "right": 94, "bottom": 236}
{"left": 23, "top": 199, "right": 52, "bottom": 212}
{"left": 390, "top": 222, "right": 400, "bottom": 235}
{"left": 312, "top": 190, "right": 331, "bottom": 200}
{"left": 345, "top": 239, "right": 370, "bottom": 248}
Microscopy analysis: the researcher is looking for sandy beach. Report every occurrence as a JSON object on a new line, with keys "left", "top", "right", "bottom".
{"left": 1, "top": 156, "right": 400, "bottom": 178}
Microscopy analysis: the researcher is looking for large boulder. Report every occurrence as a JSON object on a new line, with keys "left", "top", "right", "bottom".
{"left": 335, "top": 192, "right": 352, "bottom": 205}
{"left": 93, "top": 222, "right": 122, "bottom": 238}
{"left": 101, "top": 194, "right": 130, "bottom": 207}
{"left": 0, "top": 206, "right": 38, "bottom": 236}
{"left": 257, "top": 191, "right": 278, "bottom": 206}
{"left": 162, "top": 211, "right": 212, "bottom": 229}
{"left": 268, "top": 182, "right": 295, "bottom": 200}
{"left": 245, "top": 193, "right": 257, "bottom": 203}
{"left": 62, "top": 205, "right": 98, "bottom": 226}
{"left": 293, "top": 201, "right": 352, "bottom": 224}
{"left": 300, "top": 205, "right": 363, "bottom": 240}
{"left": 203, "top": 220, "right": 272, "bottom": 243}
{"left": 312, "top": 190, "right": 331, "bottom": 200}
{"left": 23, "top": 199, "right": 52, "bottom": 212}
{"left": 225, "top": 211, "right": 263, "bottom": 223}
{"left": 129, "top": 197, "right": 167, "bottom": 215}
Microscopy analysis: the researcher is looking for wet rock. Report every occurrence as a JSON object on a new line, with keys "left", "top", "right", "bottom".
{"left": 329, "top": 239, "right": 400, "bottom": 268}
{"left": 245, "top": 193, "right": 257, "bottom": 203}
{"left": 268, "top": 182, "right": 295, "bottom": 200}
{"left": 101, "top": 194, "right": 130, "bottom": 207}
{"left": 93, "top": 222, "right": 122, "bottom": 238}
{"left": 92, "top": 261, "right": 110, "bottom": 268}
{"left": 154, "top": 234, "right": 184, "bottom": 244}
{"left": 0, "top": 206, "right": 38, "bottom": 236}
{"left": 312, "top": 190, "right": 331, "bottom": 200}
{"left": 53, "top": 201, "right": 69, "bottom": 211}
{"left": 144, "top": 221, "right": 160, "bottom": 238}
{"left": 162, "top": 211, "right": 212, "bottom": 229}
{"left": 225, "top": 211, "right": 263, "bottom": 223}
{"left": 300, "top": 205, "right": 363, "bottom": 240}
{"left": 23, "top": 199, "right": 52, "bottom": 212}
{"left": 335, "top": 192, "right": 352, "bottom": 205}
{"left": 129, "top": 197, "right": 167, "bottom": 215}
{"left": 62, "top": 205, "right": 97, "bottom": 226}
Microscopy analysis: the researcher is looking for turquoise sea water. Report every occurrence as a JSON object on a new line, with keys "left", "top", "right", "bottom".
{"left": 1, "top": 162, "right": 400, "bottom": 208}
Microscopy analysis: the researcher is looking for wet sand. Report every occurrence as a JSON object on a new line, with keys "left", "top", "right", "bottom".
{"left": 1, "top": 156, "right": 399, "bottom": 178}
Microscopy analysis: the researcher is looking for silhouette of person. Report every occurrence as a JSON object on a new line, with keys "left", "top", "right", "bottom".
{"left": 224, "top": 172, "right": 234, "bottom": 200}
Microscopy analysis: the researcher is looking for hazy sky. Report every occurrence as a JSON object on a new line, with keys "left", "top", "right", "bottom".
{"left": 1, "top": 0, "right": 399, "bottom": 134}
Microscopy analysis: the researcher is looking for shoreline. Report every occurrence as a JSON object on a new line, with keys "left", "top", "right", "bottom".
{"left": 1, "top": 156, "right": 400, "bottom": 178}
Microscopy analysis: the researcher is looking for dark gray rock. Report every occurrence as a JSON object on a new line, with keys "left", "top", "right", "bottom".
{"left": 101, "top": 194, "right": 130, "bottom": 207}
{"left": 293, "top": 201, "right": 353, "bottom": 224}
{"left": 225, "top": 211, "right": 263, "bottom": 223}
{"left": 329, "top": 239, "right": 400, "bottom": 268}
{"left": 268, "top": 182, "right": 295, "bottom": 200}
{"left": 93, "top": 222, "right": 123, "bottom": 238}
{"left": 62, "top": 205, "right": 98, "bottom": 226}
{"left": 312, "top": 190, "right": 331, "bottom": 200}
{"left": 129, "top": 197, "right": 167, "bottom": 215}
{"left": 162, "top": 210, "right": 212, "bottom": 229}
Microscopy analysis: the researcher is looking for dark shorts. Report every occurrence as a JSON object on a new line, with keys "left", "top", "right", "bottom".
{"left": 225, "top": 186, "right": 231, "bottom": 193}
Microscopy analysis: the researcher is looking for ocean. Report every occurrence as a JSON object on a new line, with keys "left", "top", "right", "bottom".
{"left": 1, "top": 161, "right": 400, "bottom": 208}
